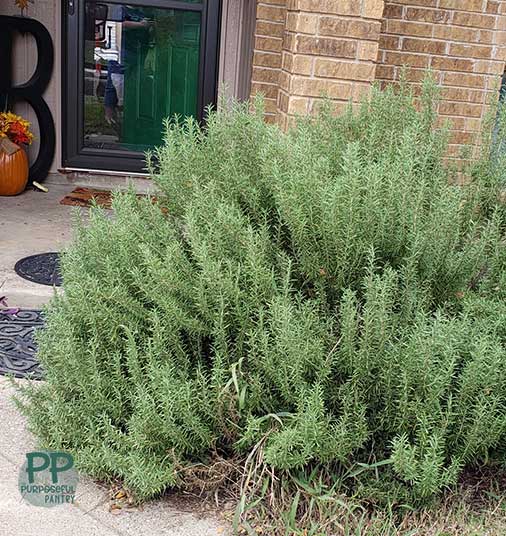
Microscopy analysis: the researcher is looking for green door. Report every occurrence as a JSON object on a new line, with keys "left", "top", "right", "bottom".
{"left": 121, "top": 9, "right": 200, "bottom": 150}
{"left": 73, "top": 0, "right": 219, "bottom": 171}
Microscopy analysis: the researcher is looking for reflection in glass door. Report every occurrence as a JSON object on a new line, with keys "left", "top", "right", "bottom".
{"left": 64, "top": 0, "right": 220, "bottom": 172}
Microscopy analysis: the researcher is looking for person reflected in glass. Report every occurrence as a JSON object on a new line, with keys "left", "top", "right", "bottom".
{"left": 104, "top": 6, "right": 153, "bottom": 126}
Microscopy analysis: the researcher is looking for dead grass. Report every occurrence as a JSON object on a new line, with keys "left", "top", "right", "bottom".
{"left": 156, "top": 451, "right": 506, "bottom": 536}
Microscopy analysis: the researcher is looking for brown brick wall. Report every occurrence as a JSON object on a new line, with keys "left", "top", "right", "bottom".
{"left": 377, "top": 1, "right": 506, "bottom": 157}
{"left": 250, "top": 0, "right": 288, "bottom": 122}
{"left": 250, "top": 0, "right": 385, "bottom": 125}
{"left": 276, "top": 0, "right": 384, "bottom": 128}
{"left": 249, "top": 0, "right": 506, "bottom": 153}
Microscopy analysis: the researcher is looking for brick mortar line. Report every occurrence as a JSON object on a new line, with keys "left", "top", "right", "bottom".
{"left": 379, "top": 82, "right": 496, "bottom": 93}
{"left": 375, "top": 76, "right": 499, "bottom": 92}
{"left": 387, "top": 2, "right": 493, "bottom": 16}
{"left": 321, "top": 16, "right": 385, "bottom": 23}
{"left": 382, "top": 29, "right": 505, "bottom": 45}
{"left": 384, "top": 16, "right": 502, "bottom": 32}
{"left": 397, "top": 84, "right": 498, "bottom": 94}
{"left": 254, "top": 50, "right": 285, "bottom": 56}
{"left": 287, "top": 12, "right": 383, "bottom": 22}
{"left": 251, "top": 80, "right": 280, "bottom": 84}
{"left": 253, "top": 65, "right": 286, "bottom": 72}
{"left": 385, "top": 36, "right": 504, "bottom": 47}
{"left": 310, "top": 57, "right": 385, "bottom": 64}
{"left": 254, "top": 34, "right": 284, "bottom": 40}
{"left": 381, "top": 34, "right": 500, "bottom": 48}
{"left": 381, "top": 10, "right": 500, "bottom": 25}
{"left": 379, "top": 46, "right": 505, "bottom": 63}
{"left": 256, "top": 1, "right": 285, "bottom": 5}
{"left": 380, "top": 58, "right": 505, "bottom": 72}
{"left": 300, "top": 76, "right": 378, "bottom": 83}
{"left": 422, "top": 111, "right": 490, "bottom": 119}
{"left": 295, "top": 35, "right": 383, "bottom": 44}
{"left": 255, "top": 19, "right": 285, "bottom": 25}
{"left": 291, "top": 78, "right": 372, "bottom": 87}
{"left": 380, "top": 53, "right": 501, "bottom": 65}
{"left": 318, "top": 35, "right": 383, "bottom": 43}
{"left": 390, "top": 0, "right": 491, "bottom": 11}
{"left": 379, "top": 63, "right": 502, "bottom": 74}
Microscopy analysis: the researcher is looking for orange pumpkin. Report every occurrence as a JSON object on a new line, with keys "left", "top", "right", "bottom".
{"left": 0, "top": 146, "right": 29, "bottom": 196}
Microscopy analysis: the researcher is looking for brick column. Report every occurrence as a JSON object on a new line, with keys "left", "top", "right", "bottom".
{"left": 377, "top": 1, "right": 506, "bottom": 159}
{"left": 250, "top": 0, "right": 288, "bottom": 122}
{"left": 276, "top": 0, "right": 385, "bottom": 129}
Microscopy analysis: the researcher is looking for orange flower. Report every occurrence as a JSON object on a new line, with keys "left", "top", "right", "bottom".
{"left": 0, "top": 112, "right": 34, "bottom": 146}
{"left": 15, "top": 0, "right": 34, "bottom": 12}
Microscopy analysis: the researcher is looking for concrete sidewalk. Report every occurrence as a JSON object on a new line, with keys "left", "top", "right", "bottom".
{"left": 0, "top": 180, "right": 230, "bottom": 536}
{"left": 0, "top": 175, "right": 157, "bottom": 309}
{"left": 0, "top": 378, "right": 229, "bottom": 536}
{"left": 0, "top": 183, "right": 74, "bottom": 309}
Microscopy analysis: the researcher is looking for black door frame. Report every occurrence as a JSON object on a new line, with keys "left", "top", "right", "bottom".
{"left": 63, "top": 0, "right": 221, "bottom": 173}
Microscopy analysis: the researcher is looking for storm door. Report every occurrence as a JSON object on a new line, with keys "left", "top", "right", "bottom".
{"left": 63, "top": 0, "right": 220, "bottom": 172}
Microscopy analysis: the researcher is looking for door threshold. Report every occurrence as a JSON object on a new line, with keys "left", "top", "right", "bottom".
{"left": 46, "top": 171, "right": 157, "bottom": 194}
{"left": 58, "top": 167, "right": 150, "bottom": 178}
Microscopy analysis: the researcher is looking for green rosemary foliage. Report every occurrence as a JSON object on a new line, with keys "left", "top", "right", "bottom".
{"left": 18, "top": 81, "right": 506, "bottom": 507}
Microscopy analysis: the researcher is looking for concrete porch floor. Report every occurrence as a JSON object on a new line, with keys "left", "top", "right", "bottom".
{"left": 0, "top": 183, "right": 75, "bottom": 309}
{"left": 0, "top": 378, "right": 229, "bottom": 536}
{"left": 0, "top": 180, "right": 230, "bottom": 536}
{"left": 0, "top": 173, "right": 158, "bottom": 309}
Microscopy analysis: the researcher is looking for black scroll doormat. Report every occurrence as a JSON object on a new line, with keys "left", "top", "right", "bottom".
{"left": 14, "top": 252, "right": 62, "bottom": 287}
{"left": 0, "top": 310, "right": 44, "bottom": 380}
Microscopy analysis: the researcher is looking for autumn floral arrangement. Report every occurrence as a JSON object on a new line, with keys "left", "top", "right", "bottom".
{"left": 15, "top": 0, "right": 34, "bottom": 15}
{"left": 0, "top": 111, "right": 34, "bottom": 194}
{"left": 0, "top": 111, "right": 34, "bottom": 155}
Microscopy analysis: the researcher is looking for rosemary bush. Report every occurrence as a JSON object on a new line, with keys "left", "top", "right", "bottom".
{"left": 19, "top": 81, "right": 506, "bottom": 508}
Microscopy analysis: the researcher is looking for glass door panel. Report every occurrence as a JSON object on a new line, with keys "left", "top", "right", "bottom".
{"left": 64, "top": 0, "right": 219, "bottom": 172}
{"left": 83, "top": 4, "right": 201, "bottom": 153}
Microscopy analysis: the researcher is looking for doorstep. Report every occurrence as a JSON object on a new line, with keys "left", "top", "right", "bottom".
{"left": 50, "top": 169, "right": 158, "bottom": 195}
